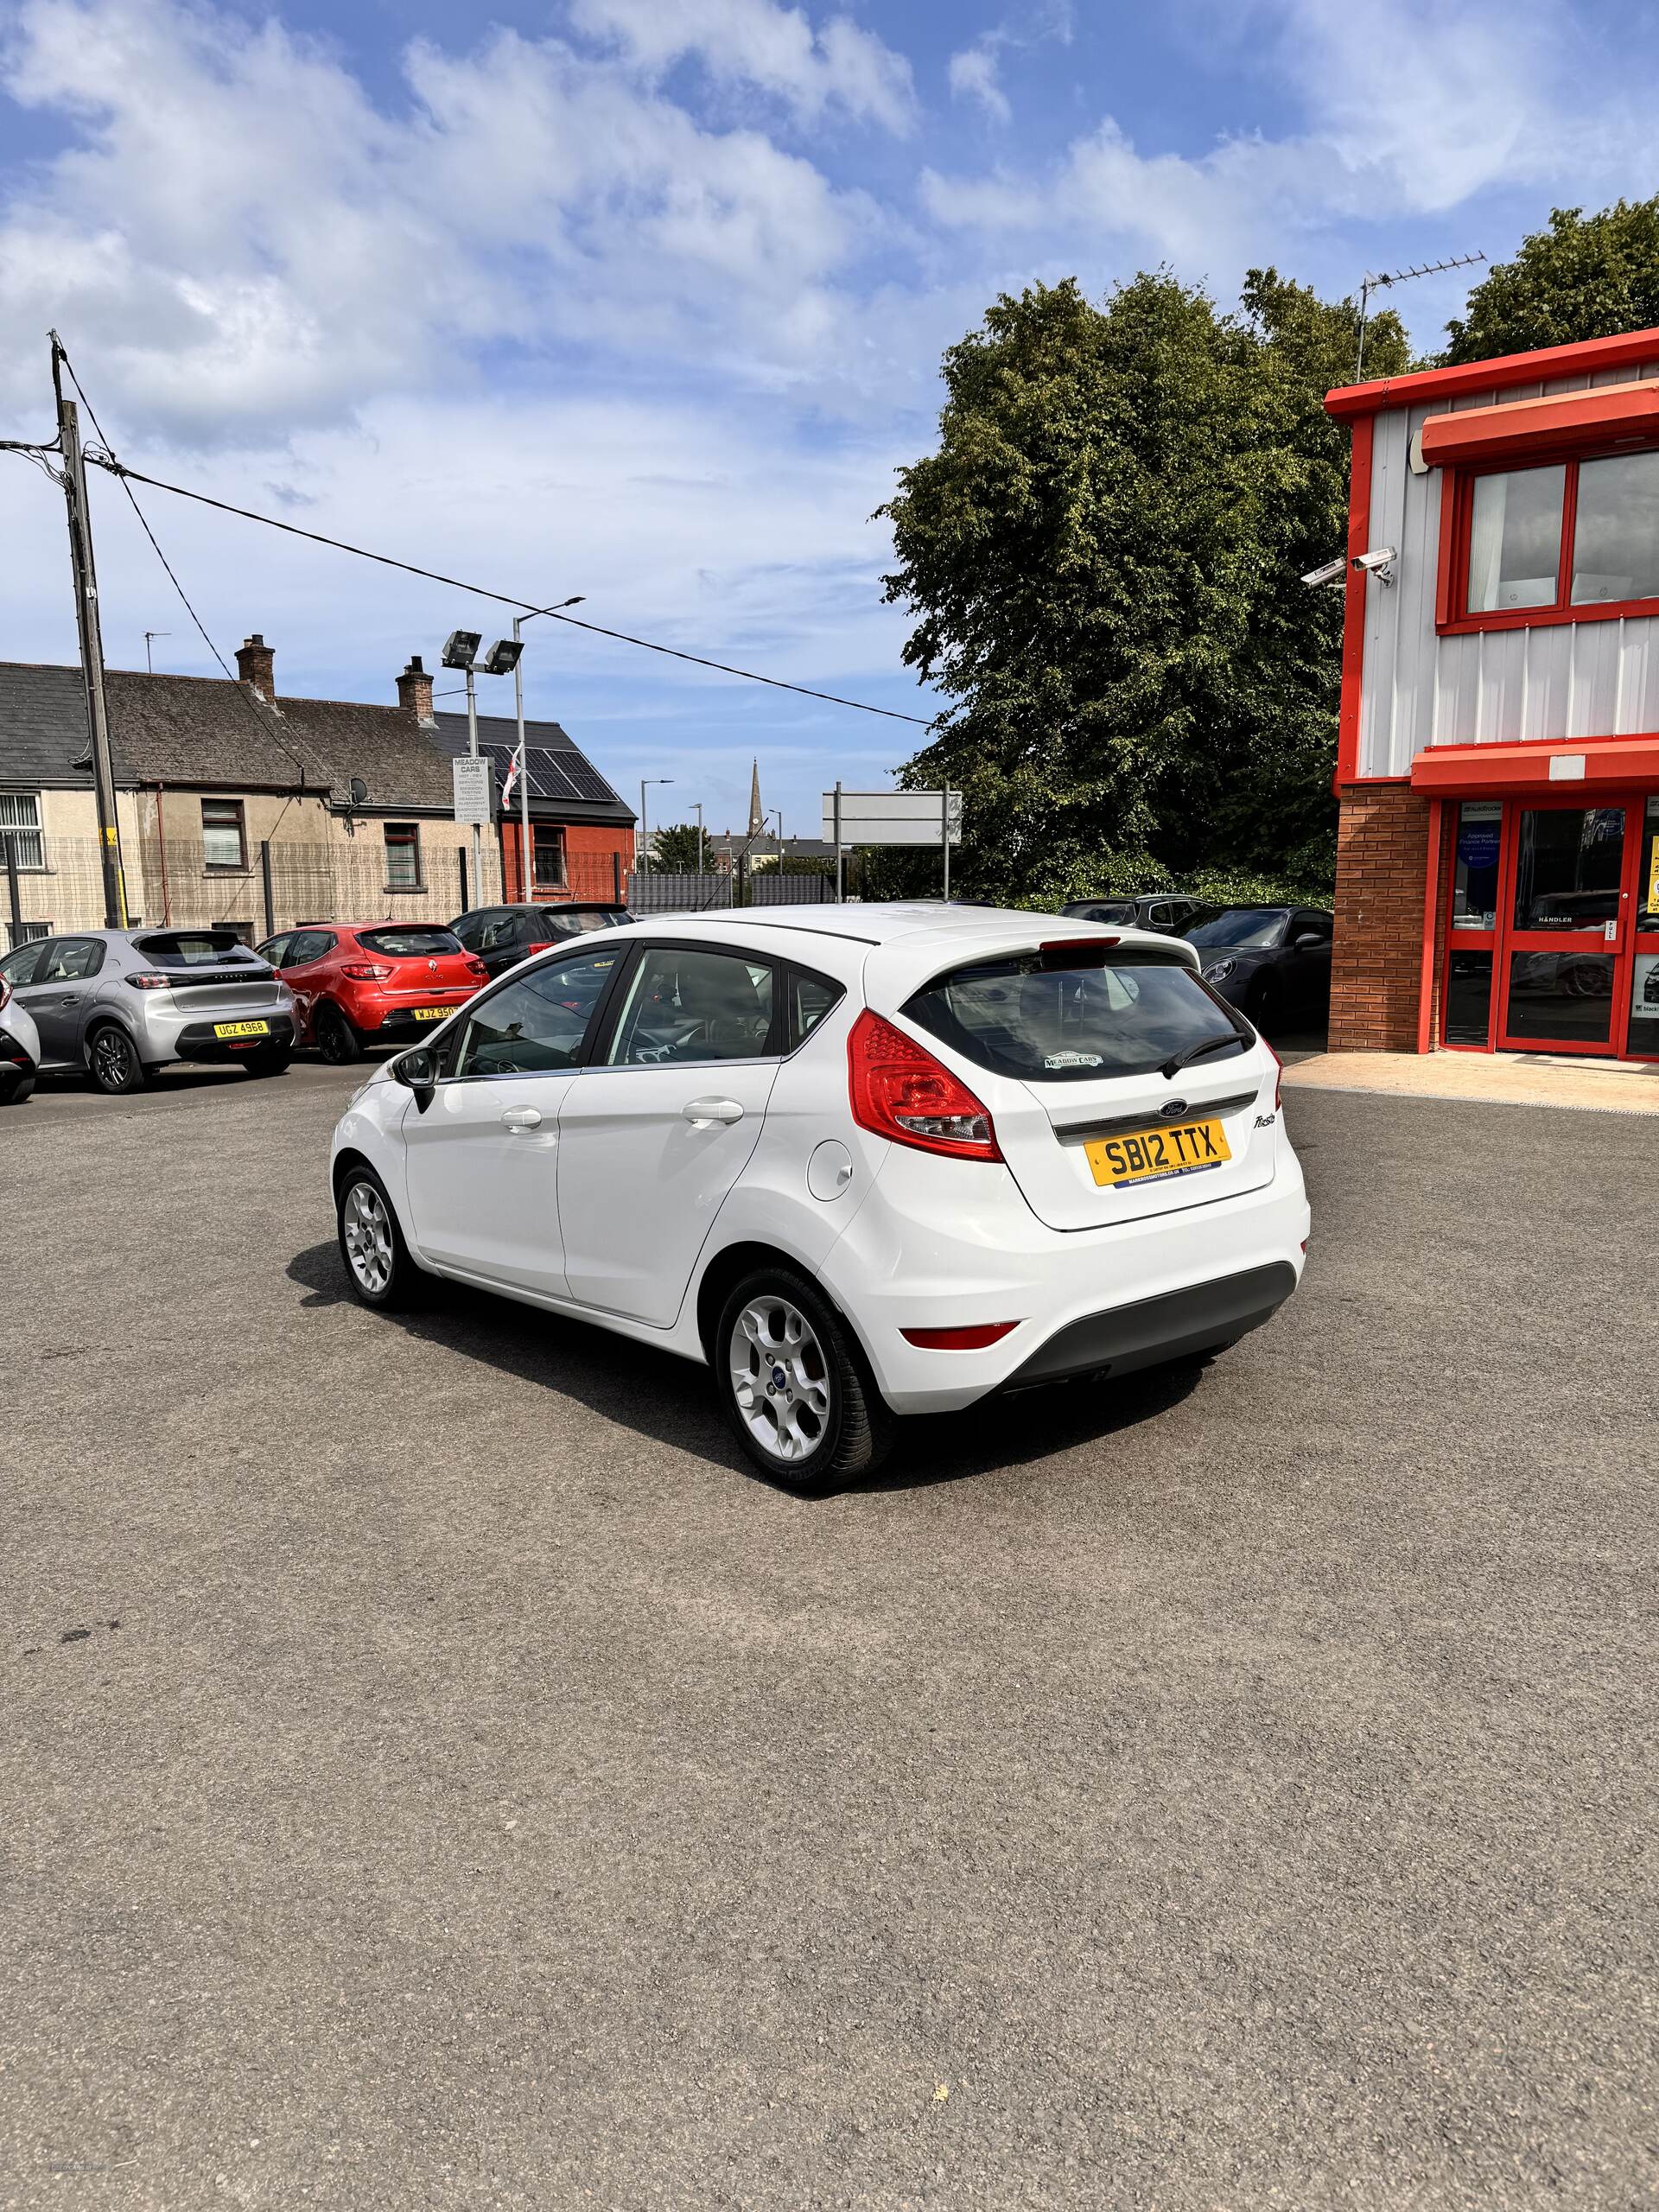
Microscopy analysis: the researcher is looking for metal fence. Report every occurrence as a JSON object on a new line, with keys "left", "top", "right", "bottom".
{"left": 626, "top": 868, "right": 834, "bottom": 916}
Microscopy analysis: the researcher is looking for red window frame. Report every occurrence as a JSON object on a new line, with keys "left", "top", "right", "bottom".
{"left": 1436, "top": 441, "right": 1659, "bottom": 636}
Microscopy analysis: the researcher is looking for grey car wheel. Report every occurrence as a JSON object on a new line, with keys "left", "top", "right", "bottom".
{"left": 88, "top": 1023, "right": 149, "bottom": 1095}
{"left": 335, "top": 1166, "right": 425, "bottom": 1310}
{"left": 716, "top": 1265, "right": 893, "bottom": 1494}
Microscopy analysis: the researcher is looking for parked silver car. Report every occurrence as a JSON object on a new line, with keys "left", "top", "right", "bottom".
{"left": 0, "top": 928, "right": 297, "bottom": 1094}
{"left": 0, "top": 967, "right": 41, "bottom": 1104}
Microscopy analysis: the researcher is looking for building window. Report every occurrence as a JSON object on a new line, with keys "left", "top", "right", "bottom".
{"left": 5, "top": 920, "right": 51, "bottom": 950}
{"left": 201, "top": 798, "right": 247, "bottom": 871}
{"left": 1446, "top": 448, "right": 1659, "bottom": 630}
{"left": 385, "top": 822, "right": 422, "bottom": 888}
{"left": 0, "top": 792, "right": 46, "bottom": 871}
{"left": 532, "top": 823, "right": 567, "bottom": 892}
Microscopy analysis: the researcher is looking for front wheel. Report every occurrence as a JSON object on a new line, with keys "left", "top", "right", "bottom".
{"left": 716, "top": 1266, "right": 893, "bottom": 1494}
{"left": 87, "top": 1023, "right": 150, "bottom": 1096}
{"left": 336, "top": 1166, "right": 426, "bottom": 1310}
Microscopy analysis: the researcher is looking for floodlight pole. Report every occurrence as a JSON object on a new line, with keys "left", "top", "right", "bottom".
{"left": 512, "top": 615, "right": 531, "bottom": 903}
{"left": 464, "top": 660, "right": 483, "bottom": 907}
{"left": 833, "top": 781, "right": 843, "bottom": 904}
{"left": 942, "top": 786, "right": 950, "bottom": 901}
{"left": 693, "top": 802, "right": 703, "bottom": 877}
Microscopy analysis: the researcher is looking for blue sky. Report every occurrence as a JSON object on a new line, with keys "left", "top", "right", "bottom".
{"left": 1, "top": 0, "right": 1654, "bottom": 838}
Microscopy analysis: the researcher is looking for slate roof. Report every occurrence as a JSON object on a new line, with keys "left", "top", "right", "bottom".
{"left": 0, "top": 661, "right": 632, "bottom": 823}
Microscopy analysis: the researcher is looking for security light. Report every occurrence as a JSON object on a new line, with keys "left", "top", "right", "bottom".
{"left": 1300, "top": 556, "right": 1347, "bottom": 589}
{"left": 442, "top": 629, "right": 483, "bottom": 670}
{"left": 480, "top": 638, "right": 524, "bottom": 677}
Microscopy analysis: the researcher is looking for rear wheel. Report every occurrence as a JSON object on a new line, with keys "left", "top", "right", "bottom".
{"left": 315, "top": 1001, "right": 362, "bottom": 1065}
{"left": 336, "top": 1166, "right": 425, "bottom": 1310}
{"left": 716, "top": 1266, "right": 893, "bottom": 1495}
{"left": 87, "top": 1023, "right": 149, "bottom": 1096}
{"left": 1246, "top": 974, "right": 1281, "bottom": 1034}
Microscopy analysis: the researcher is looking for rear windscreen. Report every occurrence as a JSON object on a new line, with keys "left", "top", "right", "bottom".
{"left": 358, "top": 927, "right": 463, "bottom": 958}
{"left": 134, "top": 931, "right": 257, "bottom": 965}
{"left": 905, "top": 951, "right": 1247, "bottom": 1083}
{"left": 543, "top": 909, "right": 625, "bottom": 936}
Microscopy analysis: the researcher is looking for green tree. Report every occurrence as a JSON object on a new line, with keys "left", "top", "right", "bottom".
{"left": 648, "top": 821, "right": 709, "bottom": 872}
{"left": 1445, "top": 200, "right": 1659, "bottom": 363}
{"left": 879, "top": 270, "right": 1408, "bottom": 906}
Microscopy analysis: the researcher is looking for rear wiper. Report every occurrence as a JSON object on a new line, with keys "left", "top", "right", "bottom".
{"left": 1159, "top": 1033, "right": 1243, "bottom": 1081}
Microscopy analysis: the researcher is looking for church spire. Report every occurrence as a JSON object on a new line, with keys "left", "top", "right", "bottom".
{"left": 747, "top": 759, "right": 764, "bottom": 838}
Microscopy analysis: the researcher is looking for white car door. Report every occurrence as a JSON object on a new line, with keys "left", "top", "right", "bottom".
{"left": 401, "top": 945, "right": 628, "bottom": 1298}
{"left": 556, "top": 939, "right": 782, "bottom": 1326}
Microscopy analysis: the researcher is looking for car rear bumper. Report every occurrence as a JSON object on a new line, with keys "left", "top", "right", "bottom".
{"left": 999, "top": 1261, "right": 1297, "bottom": 1390}
{"left": 170, "top": 1015, "right": 296, "bottom": 1063}
{"left": 818, "top": 1141, "right": 1309, "bottom": 1415}
{"left": 357, "top": 1001, "right": 471, "bottom": 1041}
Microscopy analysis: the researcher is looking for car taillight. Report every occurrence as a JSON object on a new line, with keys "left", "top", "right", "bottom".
{"left": 1263, "top": 1038, "right": 1283, "bottom": 1112}
{"left": 465, "top": 957, "right": 488, "bottom": 979}
{"left": 848, "top": 1009, "right": 1001, "bottom": 1161}
{"left": 123, "top": 972, "right": 172, "bottom": 990}
{"left": 340, "top": 962, "right": 392, "bottom": 981}
{"left": 524, "top": 941, "right": 552, "bottom": 956}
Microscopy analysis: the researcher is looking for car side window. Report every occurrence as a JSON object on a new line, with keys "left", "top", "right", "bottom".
{"left": 0, "top": 941, "right": 49, "bottom": 987}
{"left": 787, "top": 966, "right": 843, "bottom": 1051}
{"left": 41, "top": 938, "right": 105, "bottom": 981}
{"left": 607, "top": 945, "right": 778, "bottom": 1066}
{"left": 478, "top": 915, "right": 518, "bottom": 953}
{"left": 256, "top": 934, "right": 290, "bottom": 966}
{"left": 449, "top": 912, "right": 485, "bottom": 950}
{"left": 284, "top": 931, "right": 333, "bottom": 966}
{"left": 451, "top": 950, "right": 624, "bottom": 1077}
{"left": 1294, "top": 911, "right": 1333, "bottom": 944}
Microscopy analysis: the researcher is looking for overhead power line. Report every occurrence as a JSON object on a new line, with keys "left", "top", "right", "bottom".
{"left": 74, "top": 453, "right": 931, "bottom": 727}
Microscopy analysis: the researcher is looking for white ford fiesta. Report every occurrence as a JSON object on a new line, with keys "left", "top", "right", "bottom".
{"left": 329, "top": 903, "right": 1309, "bottom": 1492}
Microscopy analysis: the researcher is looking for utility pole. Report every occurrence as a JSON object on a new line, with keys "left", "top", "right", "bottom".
{"left": 52, "top": 347, "right": 127, "bottom": 927}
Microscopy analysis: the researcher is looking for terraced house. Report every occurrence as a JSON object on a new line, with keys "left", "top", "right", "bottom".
{"left": 0, "top": 635, "right": 634, "bottom": 945}
{"left": 1325, "top": 327, "right": 1659, "bottom": 1063}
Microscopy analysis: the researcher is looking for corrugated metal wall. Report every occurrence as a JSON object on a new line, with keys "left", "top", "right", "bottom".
{"left": 1357, "top": 361, "right": 1659, "bottom": 777}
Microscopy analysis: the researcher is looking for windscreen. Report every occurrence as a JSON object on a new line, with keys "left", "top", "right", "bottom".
{"left": 134, "top": 931, "right": 259, "bottom": 965}
{"left": 904, "top": 950, "right": 1247, "bottom": 1083}
{"left": 1179, "top": 908, "right": 1289, "bottom": 950}
{"left": 358, "top": 927, "right": 463, "bottom": 957}
{"left": 543, "top": 909, "right": 626, "bottom": 936}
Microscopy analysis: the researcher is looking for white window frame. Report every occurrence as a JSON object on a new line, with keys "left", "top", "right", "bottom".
{"left": 0, "top": 792, "right": 47, "bottom": 872}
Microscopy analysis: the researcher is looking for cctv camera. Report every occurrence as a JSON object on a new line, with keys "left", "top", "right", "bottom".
{"left": 1351, "top": 546, "right": 1398, "bottom": 582}
{"left": 1300, "top": 556, "right": 1347, "bottom": 589}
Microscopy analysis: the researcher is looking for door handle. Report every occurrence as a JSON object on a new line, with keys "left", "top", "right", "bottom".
{"left": 500, "top": 1105, "right": 543, "bottom": 1131}
{"left": 682, "top": 1096, "right": 744, "bottom": 1128}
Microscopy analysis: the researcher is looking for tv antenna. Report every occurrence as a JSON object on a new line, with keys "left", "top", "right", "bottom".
{"left": 1356, "top": 251, "right": 1485, "bottom": 381}
{"left": 143, "top": 629, "right": 170, "bottom": 674}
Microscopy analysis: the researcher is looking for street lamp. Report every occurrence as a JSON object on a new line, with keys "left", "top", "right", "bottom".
{"left": 510, "top": 595, "right": 585, "bottom": 903}
{"left": 639, "top": 778, "right": 672, "bottom": 880}
{"left": 443, "top": 628, "right": 523, "bottom": 909}
{"left": 692, "top": 800, "right": 704, "bottom": 877}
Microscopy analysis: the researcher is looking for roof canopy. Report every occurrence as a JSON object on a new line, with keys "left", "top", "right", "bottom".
{"left": 1325, "top": 326, "right": 1659, "bottom": 421}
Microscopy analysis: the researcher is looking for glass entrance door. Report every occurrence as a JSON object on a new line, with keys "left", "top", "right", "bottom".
{"left": 1626, "top": 797, "right": 1659, "bottom": 1061}
{"left": 1497, "top": 802, "right": 1628, "bottom": 1052}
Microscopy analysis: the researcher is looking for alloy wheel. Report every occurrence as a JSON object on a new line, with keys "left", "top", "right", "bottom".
{"left": 92, "top": 1028, "right": 136, "bottom": 1090}
{"left": 728, "top": 1295, "right": 833, "bottom": 1465}
{"left": 342, "top": 1180, "right": 394, "bottom": 1295}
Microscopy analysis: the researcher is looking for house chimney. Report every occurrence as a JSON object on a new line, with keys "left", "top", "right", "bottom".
{"left": 397, "top": 653, "right": 435, "bottom": 726}
{"left": 235, "top": 632, "right": 276, "bottom": 696}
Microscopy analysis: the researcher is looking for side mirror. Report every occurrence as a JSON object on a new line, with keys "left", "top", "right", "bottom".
{"left": 394, "top": 1047, "right": 437, "bottom": 1109}
{"left": 1293, "top": 932, "right": 1325, "bottom": 950}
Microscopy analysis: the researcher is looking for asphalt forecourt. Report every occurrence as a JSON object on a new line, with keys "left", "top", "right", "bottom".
{"left": 3, "top": 1076, "right": 1652, "bottom": 2207}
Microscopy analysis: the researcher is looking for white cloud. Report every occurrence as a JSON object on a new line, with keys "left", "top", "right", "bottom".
{"left": 566, "top": 0, "right": 915, "bottom": 131}
{"left": 947, "top": 42, "right": 1009, "bottom": 125}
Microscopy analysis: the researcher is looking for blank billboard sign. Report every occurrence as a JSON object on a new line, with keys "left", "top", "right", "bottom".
{"left": 822, "top": 790, "right": 962, "bottom": 846}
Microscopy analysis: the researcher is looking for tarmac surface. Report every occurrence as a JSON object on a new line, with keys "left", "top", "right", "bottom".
{"left": 3, "top": 1064, "right": 1655, "bottom": 2209}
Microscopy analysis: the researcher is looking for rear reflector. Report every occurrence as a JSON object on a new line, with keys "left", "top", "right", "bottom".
{"left": 900, "top": 1321, "right": 1020, "bottom": 1351}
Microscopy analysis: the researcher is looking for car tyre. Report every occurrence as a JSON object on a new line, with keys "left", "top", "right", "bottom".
{"left": 1246, "top": 974, "right": 1281, "bottom": 1034}
{"left": 315, "top": 1001, "right": 363, "bottom": 1065}
{"left": 336, "top": 1165, "right": 426, "bottom": 1310}
{"left": 247, "top": 1046, "right": 291, "bottom": 1077}
{"left": 87, "top": 1022, "right": 150, "bottom": 1096}
{"left": 716, "top": 1265, "right": 894, "bottom": 1495}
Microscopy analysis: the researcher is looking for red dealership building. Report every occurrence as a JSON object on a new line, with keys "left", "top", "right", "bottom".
{"left": 1325, "top": 327, "right": 1659, "bottom": 1059}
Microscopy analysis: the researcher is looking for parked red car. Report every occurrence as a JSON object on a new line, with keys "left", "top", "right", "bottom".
{"left": 256, "top": 922, "right": 488, "bottom": 1063}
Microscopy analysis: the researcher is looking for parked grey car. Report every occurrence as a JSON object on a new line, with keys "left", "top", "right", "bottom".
{"left": 0, "top": 967, "right": 41, "bottom": 1103}
{"left": 0, "top": 928, "right": 297, "bottom": 1094}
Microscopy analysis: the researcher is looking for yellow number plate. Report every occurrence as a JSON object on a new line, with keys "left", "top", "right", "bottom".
{"left": 411, "top": 1007, "right": 449, "bottom": 1021}
{"left": 213, "top": 1019, "right": 270, "bottom": 1039}
{"left": 1085, "top": 1117, "right": 1231, "bottom": 1186}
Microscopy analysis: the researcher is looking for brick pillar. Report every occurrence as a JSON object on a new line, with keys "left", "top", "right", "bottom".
{"left": 1330, "top": 781, "right": 1435, "bottom": 1052}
